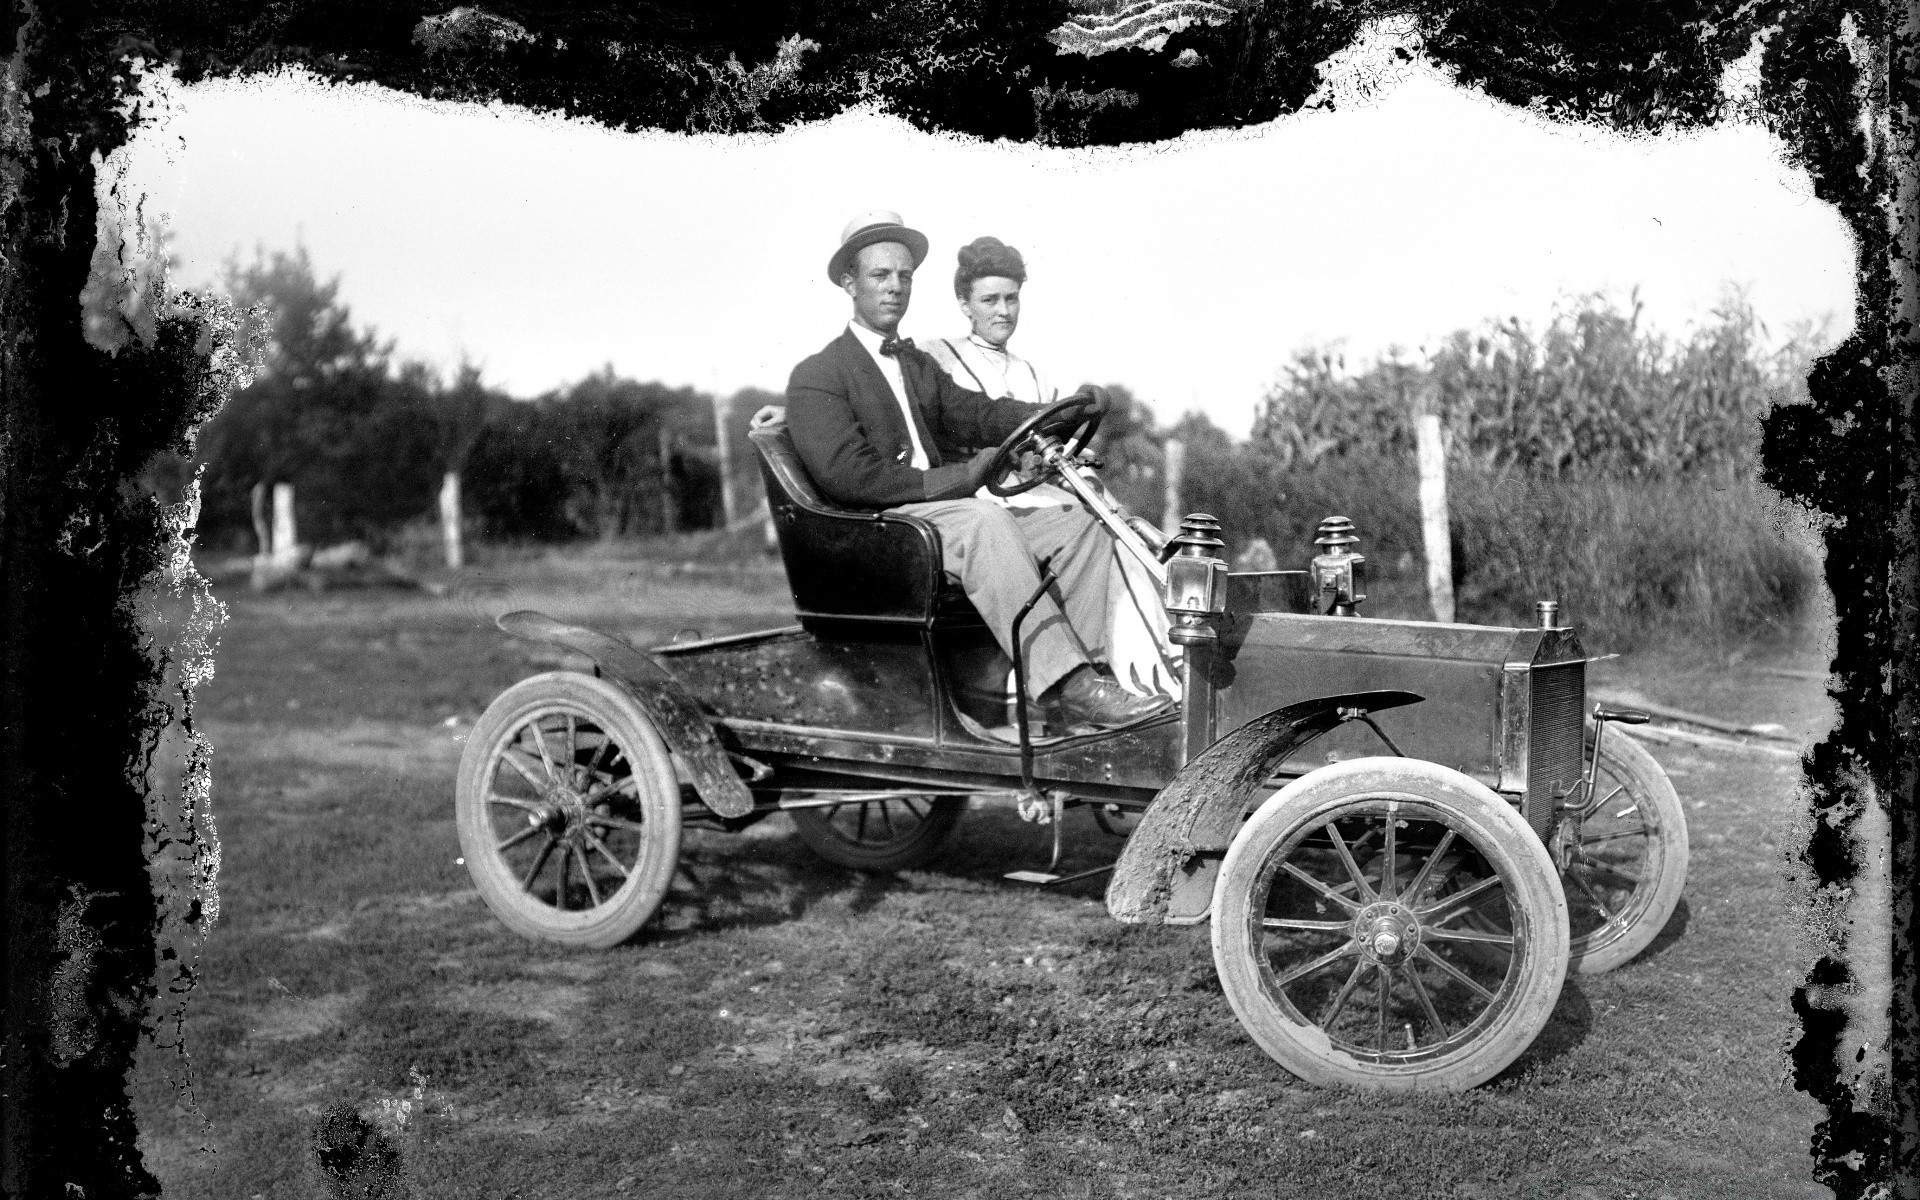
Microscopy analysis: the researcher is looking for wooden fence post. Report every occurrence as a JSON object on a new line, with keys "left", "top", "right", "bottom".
{"left": 1415, "top": 411, "right": 1454, "bottom": 622}
{"left": 249, "top": 480, "right": 271, "bottom": 559}
{"left": 438, "top": 471, "right": 464, "bottom": 569}
{"left": 659, "top": 426, "right": 678, "bottom": 535}
{"left": 712, "top": 392, "right": 737, "bottom": 527}
{"left": 1161, "top": 437, "right": 1186, "bottom": 536}
{"left": 271, "top": 482, "right": 299, "bottom": 567}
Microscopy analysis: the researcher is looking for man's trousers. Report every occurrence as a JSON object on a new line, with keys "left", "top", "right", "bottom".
{"left": 885, "top": 497, "right": 1112, "bottom": 698}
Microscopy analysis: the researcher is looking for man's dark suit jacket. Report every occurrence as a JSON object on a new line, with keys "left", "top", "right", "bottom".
{"left": 786, "top": 328, "right": 1039, "bottom": 509}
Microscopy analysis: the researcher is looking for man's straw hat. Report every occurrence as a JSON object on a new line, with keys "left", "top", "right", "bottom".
{"left": 827, "top": 210, "right": 929, "bottom": 285}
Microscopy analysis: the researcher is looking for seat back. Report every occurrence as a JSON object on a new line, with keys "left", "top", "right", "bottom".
{"left": 748, "top": 410, "right": 952, "bottom": 627}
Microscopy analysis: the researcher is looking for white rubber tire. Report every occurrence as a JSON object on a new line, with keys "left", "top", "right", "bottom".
{"left": 1562, "top": 728, "right": 1689, "bottom": 974}
{"left": 1211, "top": 757, "right": 1569, "bottom": 1092}
{"left": 456, "top": 672, "right": 682, "bottom": 949}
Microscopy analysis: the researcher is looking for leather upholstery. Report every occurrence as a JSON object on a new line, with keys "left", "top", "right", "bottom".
{"left": 749, "top": 418, "right": 982, "bottom": 629}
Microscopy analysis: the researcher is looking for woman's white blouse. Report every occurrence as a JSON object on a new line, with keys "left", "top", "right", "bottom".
{"left": 924, "top": 335, "right": 1055, "bottom": 408}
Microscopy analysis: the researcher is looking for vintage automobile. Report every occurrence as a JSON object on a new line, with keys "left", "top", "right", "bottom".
{"left": 454, "top": 396, "right": 1688, "bottom": 1092}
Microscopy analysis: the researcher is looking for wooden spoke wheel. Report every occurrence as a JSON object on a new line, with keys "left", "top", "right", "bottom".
{"left": 456, "top": 672, "right": 682, "bottom": 949}
{"left": 1212, "top": 758, "right": 1569, "bottom": 1092}
{"left": 790, "top": 795, "right": 964, "bottom": 872}
{"left": 1550, "top": 727, "right": 1689, "bottom": 974}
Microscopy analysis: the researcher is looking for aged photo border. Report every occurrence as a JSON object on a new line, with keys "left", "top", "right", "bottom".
{"left": 1, "top": 2, "right": 1910, "bottom": 1195}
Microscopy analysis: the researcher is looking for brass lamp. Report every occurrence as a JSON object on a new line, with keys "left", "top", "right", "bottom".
{"left": 1310, "top": 516, "right": 1366, "bottom": 616}
{"left": 1162, "top": 513, "right": 1227, "bottom": 645}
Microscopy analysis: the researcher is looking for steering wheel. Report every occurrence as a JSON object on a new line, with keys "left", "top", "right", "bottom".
{"left": 984, "top": 394, "right": 1105, "bottom": 497}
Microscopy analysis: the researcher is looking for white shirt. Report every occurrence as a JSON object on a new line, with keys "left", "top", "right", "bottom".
{"left": 928, "top": 334, "right": 1055, "bottom": 407}
{"left": 846, "top": 321, "right": 930, "bottom": 470}
{"left": 925, "top": 334, "right": 1067, "bottom": 510}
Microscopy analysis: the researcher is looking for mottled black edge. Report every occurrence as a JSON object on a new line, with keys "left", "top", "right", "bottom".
{"left": 0, "top": 1, "right": 1908, "bottom": 1196}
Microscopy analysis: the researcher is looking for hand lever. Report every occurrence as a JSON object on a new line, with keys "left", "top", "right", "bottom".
{"left": 1593, "top": 706, "right": 1649, "bottom": 724}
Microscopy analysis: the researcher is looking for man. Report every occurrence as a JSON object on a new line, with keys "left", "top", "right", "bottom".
{"left": 785, "top": 211, "right": 1170, "bottom": 733}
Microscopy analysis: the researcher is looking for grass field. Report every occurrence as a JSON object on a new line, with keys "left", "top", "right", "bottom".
{"left": 132, "top": 543, "right": 1838, "bottom": 1199}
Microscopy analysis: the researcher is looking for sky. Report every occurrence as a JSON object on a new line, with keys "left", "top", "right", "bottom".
{"left": 118, "top": 44, "right": 1855, "bottom": 436}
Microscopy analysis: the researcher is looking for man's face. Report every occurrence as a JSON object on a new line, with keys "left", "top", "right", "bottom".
{"left": 843, "top": 241, "right": 914, "bottom": 334}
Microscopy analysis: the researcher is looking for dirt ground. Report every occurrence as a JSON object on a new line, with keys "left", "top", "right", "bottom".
{"left": 130, "top": 545, "right": 1840, "bottom": 1199}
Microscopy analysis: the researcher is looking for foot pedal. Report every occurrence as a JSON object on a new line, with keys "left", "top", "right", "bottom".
{"left": 1003, "top": 870, "right": 1060, "bottom": 885}
{"left": 1004, "top": 863, "right": 1118, "bottom": 888}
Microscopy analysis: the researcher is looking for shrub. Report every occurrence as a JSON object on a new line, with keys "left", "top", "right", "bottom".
{"left": 1250, "top": 289, "right": 1797, "bottom": 479}
{"left": 1448, "top": 469, "right": 1820, "bottom": 650}
{"left": 1149, "top": 288, "right": 1830, "bottom": 649}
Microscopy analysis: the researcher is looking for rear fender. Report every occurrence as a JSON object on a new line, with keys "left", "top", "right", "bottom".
{"left": 1105, "top": 689, "right": 1422, "bottom": 925}
{"left": 496, "top": 610, "right": 754, "bottom": 819}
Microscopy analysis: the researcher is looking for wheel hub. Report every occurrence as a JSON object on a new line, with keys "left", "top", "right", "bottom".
{"left": 532, "top": 777, "right": 590, "bottom": 842}
{"left": 1354, "top": 901, "right": 1419, "bottom": 966}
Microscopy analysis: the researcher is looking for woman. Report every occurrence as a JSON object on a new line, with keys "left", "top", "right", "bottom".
{"left": 926, "top": 237, "right": 1178, "bottom": 700}
{"left": 925, "top": 236, "right": 1054, "bottom": 409}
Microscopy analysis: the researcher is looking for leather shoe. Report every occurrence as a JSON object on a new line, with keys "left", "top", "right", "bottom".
{"left": 1042, "top": 664, "right": 1173, "bottom": 733}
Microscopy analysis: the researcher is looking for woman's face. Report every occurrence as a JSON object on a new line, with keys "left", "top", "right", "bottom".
{"left": 961, "top": 276, "right": 1022, "bottom": 348}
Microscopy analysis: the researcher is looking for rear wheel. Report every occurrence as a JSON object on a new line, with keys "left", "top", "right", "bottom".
{"left": 456, "top": 672, "right": 682, "bottom": 949}
{"left": 791, "top": 795, "right": 964, "bottom": 871}
{"left": 1555, "top": 728, "right": 1689, "bottom": 974}
{"left": 1211, "top": 758, "right": 1569, "bottom": 1092}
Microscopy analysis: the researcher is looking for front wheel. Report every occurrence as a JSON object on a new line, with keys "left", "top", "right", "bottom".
{"left": 456, "top": 672, "right": 682, "bottom": 949}
{"left": 1211, "top": 758, "right": 1569, "bottom": 1092}
{"left": 1556, "top": 727, "right": 1689, "bottom": 974}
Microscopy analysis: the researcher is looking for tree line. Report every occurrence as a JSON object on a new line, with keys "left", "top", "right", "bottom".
{"left": 170, "top": 247, "right": 1825, "bottom": 648}
{"left": 168, "top": 246, "right": 773, "bottom": 553}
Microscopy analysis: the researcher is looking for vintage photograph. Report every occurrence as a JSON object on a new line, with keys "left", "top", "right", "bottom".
{"left": 87, "top": 15, "right": 1866, "bottom": 1199}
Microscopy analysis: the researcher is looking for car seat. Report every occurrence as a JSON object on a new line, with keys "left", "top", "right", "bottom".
{"left": 746, "top": 406, "right": 983, "bottom": 630}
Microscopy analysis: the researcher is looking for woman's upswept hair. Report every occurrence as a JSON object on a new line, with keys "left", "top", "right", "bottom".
{"left": 954, "top": 236, "right": 1027, "bottom": 298}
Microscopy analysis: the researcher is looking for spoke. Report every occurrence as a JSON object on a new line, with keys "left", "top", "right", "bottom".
{"left": 583, "top": 827, "right": 631, "bottom": 879}
{"left": 555, "top": 842, "right": 570, "bottom": 910}
{"left": 1403, "top": 829, "right": 1458, "bottom": 903}
{"left": 856, "top": 803, "right": 870, "bottom": 842}
{"left": 585, "top": 812, "right": 647, "bottom": 835}
{"left": 1592, "top": 783, "right": 1625, "bottom": 811}
{"left": 1416, "top": 873, "right": 1504, "bottom": 925}
{"left": 1380, "top": 816, "right": 1398, "bottom": 900}
{"left": 528, "top": 721, "right": 559, "bottom": 781}
{"left": 1407, "top": 961, "right": 1449, "bottom": 1040}
{"left": 582, "top": 729, "right": 613, "bottom": 776}
{"left": 1568, "top": 870, "right": 1616, "bottom": 921}
{"left": 582, "top": 775, "right": 639, "bottom": 803}
{"left": 1326, "top": 822, "right": 1379, "bottom": 904}
{"left": 1421, "top": 926, "right": 1515, "bottom": 947}
{"left": 880, "top": 802, "right": 897, "bottom": 840}
{"left": 499, "top": 748, "right": 548, "bottom": 790}
{"left": 1273, "top": 938, "right": 1361, "bottom": 989}
{"left": 1580, "top": 827, "right": 1649, "bottom": 847}
{"left": 1415, "top": 945, "right": 1498, "bottom": 1004}
{"left": 520, "top": 836, "right": 557, "bottom": 892}
{"left": 496, "top": 823, "right": 545, "bottom": 853}
{"left": 487, "top": 792, "right": 546, "bottom": 816}
{"left": 1319, "top": 957, "right": 1370, "bottom": 1029}
{"left": 1375, "top": 964, "right": 1391, "bottom": 1051}
{"left": 903, "top": 797, "right": 927, "bottom": 821}
{"left": 1281, "top": 862, "right": 1364, "bottom": 915}
{"left": 575, "top": 847, "right": 603, "bottom": 908}
{"left": 1573, "top": 853, "right": 1644, "bottom": 887}
{"left": 1262, "top": 918, "right": 1353, "bottom": 933}
{"left": 565, "top": 714, "right": 578, "bottom": 764}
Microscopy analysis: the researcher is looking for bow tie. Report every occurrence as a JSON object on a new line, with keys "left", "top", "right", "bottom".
{"left": 879, "top": 335, "right": 913, "bottom": 358}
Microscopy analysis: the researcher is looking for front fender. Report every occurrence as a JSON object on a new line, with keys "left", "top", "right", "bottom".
{"left": 496, "top": 610, "right": 754, "bottom": 819}
{"left": 1105, "top": 689, "right": 1422, "bottom": 925}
